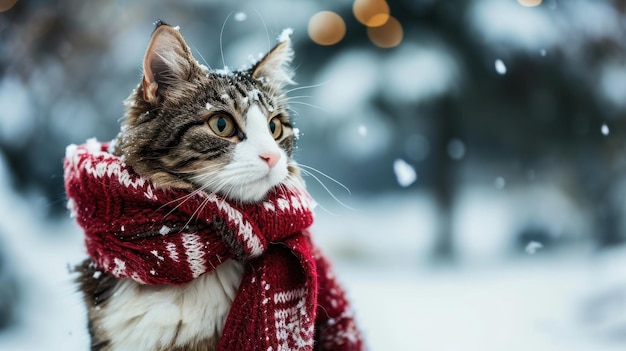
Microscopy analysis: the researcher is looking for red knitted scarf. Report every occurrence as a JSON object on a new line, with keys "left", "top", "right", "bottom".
{"left": 64, "top": 140, "right": 362, "bottom": 351}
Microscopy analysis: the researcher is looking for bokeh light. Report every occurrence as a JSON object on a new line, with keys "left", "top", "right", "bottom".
{"left": 353, "top": 0, "right": 390, "bottom": 28}
{"left": 0, "top": 0, "right": 18, "bottom": 12}
{"left": 367, "top": 16, "right": 403, "bottom": 48}
{"left": 308, "top": 11, "right": 346, "bottom": 46}
{"left": 518, "top": 0, "right": 542, "bottom": 7}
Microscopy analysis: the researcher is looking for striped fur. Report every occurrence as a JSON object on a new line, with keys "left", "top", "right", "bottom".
{"left": 77, "top": 22, "right": 301, "bottom": 351}
{"left": 114, "top": 26, "right": 297, "bottom": 194}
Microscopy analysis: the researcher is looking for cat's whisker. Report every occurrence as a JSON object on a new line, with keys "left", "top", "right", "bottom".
{"left": 284, "top": 95, "right": 313, "bottom": 102}
{"left": 287, "top": 101, "right": 329, "bottom": 113}
{"left": 181, "top": 196, "right": 211, "bottom": 230}
{"left": 176, "top": 178, "right": 227, "bottom": 219}
{"left": 220, "top": 12, "right": 234, "bottom": 70}
{"left": 309, "top": 197, "right": 339, "bottom": 216}
{"left": 158, "top": 187, "right": 208, "bottom": 220}
{"left": 174, "top": 201, "right": 201, "bottom": 230}
{"left": 228, "top": 183, "right": 242, "bottom": 206}
{"left": 285, "top": 173, "right": 339, "bottom": 216}
{"left": 298, "top": 167, "right": 358, "bottom": 212}
{"left": 211, "top": 180, "right": 233, "bottom": 208}
{"left": 285, "top": 81, "right": 328, "bottom": 95}
{"left": 297, "top": 163, "right": 351, "bottom": 195}
{"left": 204, "top": 176, "right": 235, "bottom": 201}
{"left": 158, "top": 169, "right": 226, "bottom": 211}
{"left": 193, "top": 174, "right": 225, "bottom": 193}
{"left": 193, "top": 48, "right": 213, "bottom": 71}
{"left": 252, "top": 8, "right": 271, "bottom": 53}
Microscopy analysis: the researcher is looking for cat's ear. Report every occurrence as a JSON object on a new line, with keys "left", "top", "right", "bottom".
{"left": 142, "top": 22, "right": 195, "bottom": 104}
{"left": 251, "top": 33, "right": 295, "bottom": 90}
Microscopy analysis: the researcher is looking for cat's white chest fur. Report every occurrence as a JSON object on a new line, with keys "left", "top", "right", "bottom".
{"left": 99, "top": 259, "right": 244, "bottom": 351}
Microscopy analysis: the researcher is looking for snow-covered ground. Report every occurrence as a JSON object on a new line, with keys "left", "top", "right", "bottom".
{"left": 311, "top": 193, "right": 626, "bottom": 351}
{"left": 2, "top": 1, "right": 626, "bottom": 349}
{"left": 343, "top": 256, "right": 626, "bottom": 351}
{"left": 1, "top": 185, "right": 626, "bottom": 351}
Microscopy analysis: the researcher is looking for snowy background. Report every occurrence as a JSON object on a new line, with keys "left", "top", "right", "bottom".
{"left": 3, "top": 0, "right": 626, "bottom": 350}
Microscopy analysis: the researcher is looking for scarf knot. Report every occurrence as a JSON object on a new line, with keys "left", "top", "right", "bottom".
{"left": 64, "top": 139, "right": 363, "bottom": 351}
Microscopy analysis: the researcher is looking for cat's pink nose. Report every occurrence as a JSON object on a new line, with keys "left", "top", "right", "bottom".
{"left": 259, "top": 152, "right": 280, "bottom": 169}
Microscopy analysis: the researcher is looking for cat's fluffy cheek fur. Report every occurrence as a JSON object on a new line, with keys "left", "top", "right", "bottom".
{"left": 225, "top": 148, "right": 288, "bottom": 202}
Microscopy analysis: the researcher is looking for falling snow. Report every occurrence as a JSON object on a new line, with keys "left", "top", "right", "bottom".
{"left": 495, "top": 59, "right": 507, "bottom": 75}
{"left": 601, "top": 123, "right": 610, "bottom": 136}
{"left": 447, "top": 139, "right": 466, "bottom": 160}
{"left": 234, "top": 12, "right": 247, "bottom": 22}
{"left": 3, "top": 3, "right": 624, "bottom": 350}
{"left": 494, "top": 177, "right": 506, "bottom": 190}
{"left": 393, "top": 159, "right": 417, "bottom": 187}
{"left": 525, "top": 241, "right": 543, "bottom": 255}
{"left": 358, "top": 125, "right": 367, "bottom": 137}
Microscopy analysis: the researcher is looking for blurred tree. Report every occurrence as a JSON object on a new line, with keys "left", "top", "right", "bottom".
{"left": 0, "top": 234, "right": 18, "bottom": 331}
{"left": 295, "top": 0, "right": 626, "bottom": 259}
{"left": 1, "top": 0, "right": 626, "bottom": 258}
{"left": 0, "top": 0, "right": 114, "bottom": 216}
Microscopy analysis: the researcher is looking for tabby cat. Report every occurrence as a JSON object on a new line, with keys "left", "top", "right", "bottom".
{"left": 77, "top": 21, "right": 301, "bottom": 350}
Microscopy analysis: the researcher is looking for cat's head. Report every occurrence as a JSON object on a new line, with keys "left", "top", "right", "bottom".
{"left": 115, "top": 21, "right": 301, "bottom": 203}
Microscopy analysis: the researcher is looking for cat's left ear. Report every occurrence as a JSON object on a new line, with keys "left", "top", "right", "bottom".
{"left": 252, "top": 32, "right": 295, "bottom": 90}
{"left": 142, "top": 22, "right": 197, "bottom": 105}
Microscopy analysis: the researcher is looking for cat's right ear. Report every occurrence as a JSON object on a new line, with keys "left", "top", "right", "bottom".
{"left": 142, "top": 22, "right": 194, "bottom": 105}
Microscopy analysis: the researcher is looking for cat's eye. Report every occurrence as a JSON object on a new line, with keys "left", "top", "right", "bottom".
{"left": 268, "top": 117, "right": 283, "bottom": 139}
{"left": 208, "top": 114, "right": 237, "bottom": 138}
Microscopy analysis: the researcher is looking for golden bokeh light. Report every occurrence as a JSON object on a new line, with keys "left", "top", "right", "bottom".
{"left": 518, "top": 0, "right": 542, "bottom": 7}
{"left": 353, "top": 0, "right": 390, "bottom": 27}
{"left": 0, "top": 0, "right": 18, "bottom": 12}
{"left": 367, "top": 16, "right": 403, "bottom": 48}
{"left": 308, "top": 11, "right": 346, "bottom": 46}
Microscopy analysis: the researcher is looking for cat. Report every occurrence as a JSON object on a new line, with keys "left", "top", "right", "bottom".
{"left": 76, "top": 21, "right": 302, "bottom": 351}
